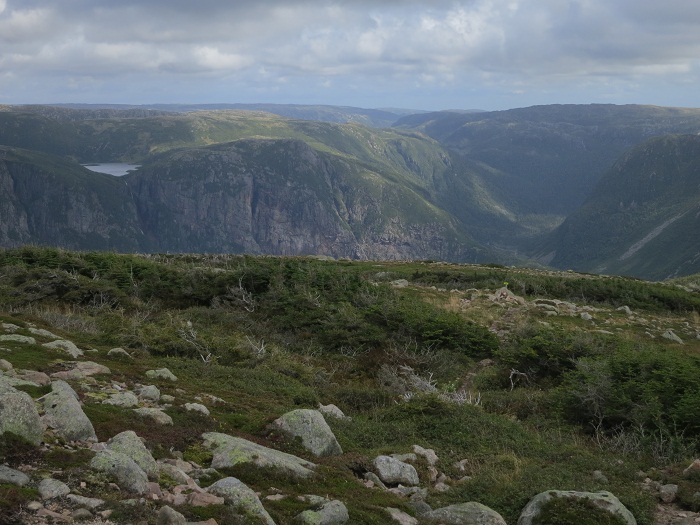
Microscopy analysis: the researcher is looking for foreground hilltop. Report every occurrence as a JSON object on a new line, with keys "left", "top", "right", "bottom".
{"left": 1, "top": 247, "right": 700, "bottom": 524}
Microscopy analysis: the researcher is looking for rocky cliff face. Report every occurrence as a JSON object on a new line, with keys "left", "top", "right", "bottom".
{"left": 0, "top": 147, "right": 145, "bottom": 251}
{"left": 128, "top": 139, "right": 475, "bottom": 261}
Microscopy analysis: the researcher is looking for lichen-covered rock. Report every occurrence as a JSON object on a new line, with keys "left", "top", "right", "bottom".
{"left": 206, "top": 477, "right": 275, "bottom": 525}
{"left": 517, "top": 490, "right": 636, "bottom": 525}
{"left": 103, "top": 391, "right": 139, "bottom": 408}
{"left": 272, "top": 409, "right": 342, "bottom": 457}
{"left": 0, "top": 388, "right": 44, "bottom": 445}
{"left": 202, "top": 432, "right": 316, "bottom": 478}
{"left": 42, "top": 339, "right": 83, "bottom": 358}
{"left": 106, "top": 430, "right": 159, "bottom": 480}
{"left": 137, "top": 385, "right": 160, "bottom": 402}
{"left": 156, "top": 505, "right": 187, "bottom": 525}
{"left": 373, "top": 455, "right": 419, "bottom": 486}
{"left": 424, "top": 502, "right": 507, "bottom": 525}
{"left": 0, "top": 334, "right": 36, "bottom": 345}
{"left": 318, "top": 403, "right": 349, "bottom": 420}
{"left": 28, "top": 327, "right": 59, "bottom": 338}
{"left": 65, "top": 494, "right": 105, "bottom": 509}
{"left": 146, "top": 368, "right": 178, "bottom": 381}
{"left": 385, "top": 507, "right": 419, "bottom": 525}
{"left": 184, "top": 402, "right": 210, "bottom": 416}
{"left": 0, "top": 465, "right": 31, "bottom": 486}
{"left": 107, "top": 347, "right": 132, "bottom": 359}
{"left": 42, "top": 381, "right": 97, "bottom": 442}
{"left": 132, "top": 407, "right": 173, "bottom": 425}
{"left": 75, "top": 361, "right": 111, "bottom": 376}
{"left": 90, "top": 449, "right": 149, "bottom": 494}
{"left": 38, "top": 478, "right": 71, "bottom": 499}
{"left": 296, "top": 498, "right": 349, "bottom": 525}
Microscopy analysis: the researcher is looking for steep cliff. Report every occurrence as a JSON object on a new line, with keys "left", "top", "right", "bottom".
{"left": 127, "top": 139, "right": 481, "bottom": 261}
{"left": 0, "top": 147, "right": 145, "bottom": 250}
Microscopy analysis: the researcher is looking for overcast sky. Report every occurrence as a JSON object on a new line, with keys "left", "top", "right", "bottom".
{"left": 2, "top": 0, "right": 700, "bottom": 111}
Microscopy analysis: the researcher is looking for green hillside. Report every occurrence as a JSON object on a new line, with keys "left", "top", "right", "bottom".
{"left": 546, "top": 134, "right": 700, "bottom": 279}
{"left": 2, "top": 247, "right": 700, "bottom": 524}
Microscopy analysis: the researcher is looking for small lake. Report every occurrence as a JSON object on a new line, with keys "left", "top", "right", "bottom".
{"left": 82, "top": 163, "right": 141, "bottom": 177}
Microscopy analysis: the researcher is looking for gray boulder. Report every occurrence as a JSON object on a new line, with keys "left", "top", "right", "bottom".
{"left": 373, "top": 455, "right": 419, "bottom": 486}
{"left": 65, "top": 494, "right": 105, "bottom": 509}
{"left": 107, "top": 347, "right": 132, "bottom": 359}
{"left": 42, "top": 381, "right": 97, "bottom": 442}
{"left": 0, "top": 334, "right": 36, "bottom": 345}
{"left": 184, "top": 402, "right": 210, "bottom": 416}
{"left": 662, "top": 329, "right": 684, "bottom": 344}
{"left": 90, "top": 449, "right": 149, "bottom": 494}
{"left": 132, "top": 408, "right": 173, "bottom": 425}
{"left": 517, "top": 490, "right": 636, "bottom": 525}
{"left": 103, "top": 391, "right": 139, "bottom": 408}
{"left": 272, "top": 408, "right": 342, "bottom": 457}
{"left": 206, "top": 477, "right": 276, "bottom": 525}
{"left": 0, "top": 465, "right": 31, "bottom": 486}
{"left": 42, "top": 339, "right": 83, "bottom": 358}
{"left": 145, "top": 368, "right": 178, "bottom": 381}
{"left": 38, "top": 478, "right": 71, "bottom": 499}
{"left": 156, "top": 505, "right": 187, "bottom": 525}
{"left": 0, "top": 388, "right": 44, "bottom": 445}
{"left": 106, "top": 430, "right": 159, "bottom": 480}
{"left": 424, "top": 502, "right": 506, "bottom": 524}
{"left": 296, "top": 498, "right": 349, "bottom": 525}
{"left": 202, "top": 432, "right": 316, "bottom": 478}
{"left": 136, "top": 385, "right": 160, "bottom": 402}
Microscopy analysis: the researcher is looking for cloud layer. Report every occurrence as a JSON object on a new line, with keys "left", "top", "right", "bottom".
{"left": 1, "top": 0, "right": 699, "bottom": 109}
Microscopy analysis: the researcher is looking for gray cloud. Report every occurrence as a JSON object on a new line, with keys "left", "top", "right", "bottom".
{"left": 1, "top": 0, "right": 699, "bottom": 109}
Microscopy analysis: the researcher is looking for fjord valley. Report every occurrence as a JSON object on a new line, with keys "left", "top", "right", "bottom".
{"left": 2, "top": 103, "right": 700, "bottom": 279}
{"left": 2, "top": 103, "right": 700, "bottom": 525}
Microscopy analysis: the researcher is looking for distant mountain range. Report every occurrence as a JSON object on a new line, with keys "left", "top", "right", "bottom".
{"left": 1, "top": 102, "right": 700, "bottom": 279}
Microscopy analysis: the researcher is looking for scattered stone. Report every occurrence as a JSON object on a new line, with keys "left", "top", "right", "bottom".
{"left": 0, "top": 373, "right": 40, "bottom": 389}
{"left": 184, "top": 403, "right": 210, "bottom": 416}
{"left": 156, "top": 505, "right": 187, "bottom": 525}
{"left": 0, "top": 359, "right": 12, "bottom": 371}
{"left": 38, "top": 478, "right": 71, "bottom": 500}
{"left": 146, "top": 368, "right": 178, "bottom": 381}
{"left": 388, "top": 486, "right": 427, "bottom": 499}
{"left": 206, "top": 477, "right": 276, "bottom": 525}
{"left": 296, "top": 498, "right": 349, "bottom": 525}
{"left": 106, "top": 430, "right": 159, "bottom": 480}
{"left": 0, "top": 334, "right": 36, "bottom": 344}
{"left": 42, "top": 381, "right": 97, "bottom": 442}
{"left": 1, "top": 323, "right": 20, "bottom": 332}
{"left": 133, "top": 408, "right": 174, "bottom": 425}
{"left": 662, "top": 329, "right": 684, "bottom": 344}
{"left": 26, "top": 501, "right": 43, "bottom": 511}
{"left": 90, "top": 449, "right": 149, "bottom": 494}
{"left": 391, "top": 279, "right": 409, "bottom": 288}
{"left": 517, "top": 490, "right": 636, "bottom": 525}
{"left": 66, "top": 494, "right": 105, "bottom": 509}
{"left": 37, "top": 508, "right": 72, "bottom": 522}
{"left": 42, "top": 339, "right": 83, "bottom": 358}
{"left": 187, "top": 492, "right": 225, "bottom": 507}
{"left": 364, "top": 472, "right": 387, "bottom": 490}
{"left": 108, "top": 347, "right": 132, "bottom": 358}
{"left": 413, "top": 445, "right": 438, "bottom": 466}
{"left": 659, "top": 484, "right": 679, "bottom": 503}
{"left": 202, "top": 432, "right": 316, "bottom": 478}
{"left": 580, "top": 312, "right": 593, "bottom": 321}
{"left": 490, "top": 287, "right": 526, "bottom": 305}
{"left": 103, "top": 391, "right": 139, "bottom": 408}
{"left": 137, "top": 385, "right": 161, "bottom": 402}
{"left": 385, "top": 507, "right": 419, "bottom": 525}
{"left": 158, "top": 462, "right": 192, "bottom": 485}
{"left": 17, "top": 370, "right": 51, "bottom": 386}
{"left": 271, "top": 409, "right": 342, "bottom": 457}
{"left": 160, "top": 394, "right": 176, "bottom": 404}
{"left": 424, "top": 502, "right": 507, "bottom": 525}
{"left": 617, "top": 306, "right": 633, "bottom": 315}
{"left": 29, "top": 328, "right": 59, "bottom": 338}
{"left": 434, "top": 482, "right": 450, "bottom": 492}
{"left": 71, "top": 508, "right": 94, "bottom": 521}
{"left": 0, "top": 465, "right": 31, "bottom": 486}
{"left": 0, "top": 387, "right": 44, "bottom": 445}
{"left": 373, "top": 455, "right": 419, "bottom": 486}
{"left": 318, "top": 403, "right": 349, "bottom": 420}
{"left": 75, "top": 361, "right": 111, "bottom": 376}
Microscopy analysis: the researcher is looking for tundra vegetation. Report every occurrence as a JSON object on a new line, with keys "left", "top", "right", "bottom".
{"left": 1, "top": 246, "right": 700, "bottom": 524}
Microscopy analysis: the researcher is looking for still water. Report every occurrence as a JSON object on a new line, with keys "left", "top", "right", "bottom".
{"left": 82, "top": 163, "right": 140, "bottom": 176}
